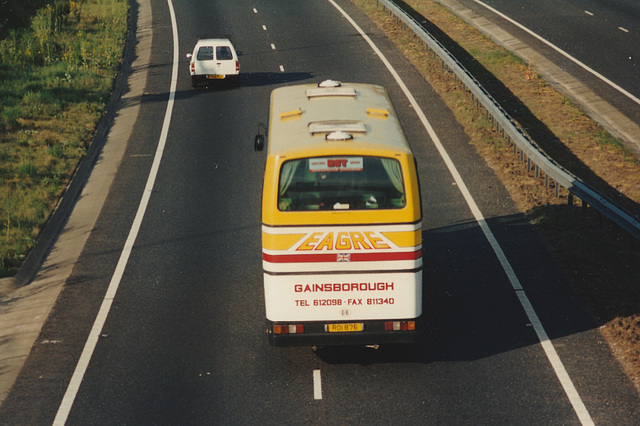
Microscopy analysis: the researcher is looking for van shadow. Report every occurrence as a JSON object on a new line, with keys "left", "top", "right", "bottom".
{"left": 315, "top": 211, "right": 618, "bottom": 365}
{"left": 189, "top": 71, "right": 315, "bottom": 92}
{"left": 117, "top": 71, "right": 315, "bottom": 108}
{"left": 238, "top": 71, "right": 315, "bottom": 87}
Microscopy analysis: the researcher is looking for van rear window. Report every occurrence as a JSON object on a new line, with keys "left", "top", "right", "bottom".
{"left": 197, "top": 46, "right": 213, "bottom": 60}
{"left": 216, "top": 46, "right": 233, "bottom": 60}
{"left": 278, "top": 156, "right": 406, "bottom": 211}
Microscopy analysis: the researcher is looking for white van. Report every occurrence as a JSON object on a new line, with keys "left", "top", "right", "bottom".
{"left": 186, "top": 38, "right": 239, "bottom": 87}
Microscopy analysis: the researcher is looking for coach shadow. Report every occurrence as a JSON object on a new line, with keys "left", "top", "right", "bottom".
{"left": 315, "top": 212, "right": 603, "bottom": 365}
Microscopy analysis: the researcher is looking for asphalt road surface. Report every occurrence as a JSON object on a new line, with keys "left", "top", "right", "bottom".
{"left": 1, "top": 0, "right": 639, "bottom": 424}
{"left": 449, "top": 0, "right": 640, "bottom": 152}
{"left": 456, "top": 0, "right": 640, "bottom": 98}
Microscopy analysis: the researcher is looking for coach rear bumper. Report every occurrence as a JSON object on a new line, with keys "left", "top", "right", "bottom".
{"left": 267, "top": 319, "right": 419, "bottom": 347}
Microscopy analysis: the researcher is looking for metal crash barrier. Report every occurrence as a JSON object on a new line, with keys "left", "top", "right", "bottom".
{"left": 376, "top": 0, "right": 640, "bottom": 241}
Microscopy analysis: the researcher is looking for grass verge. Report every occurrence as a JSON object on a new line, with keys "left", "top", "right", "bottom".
{"left": 0, "top": 0, "right": 128, "bottom": 276}
{"left": 350, "top": 0, "right": 640, "bottom": 393}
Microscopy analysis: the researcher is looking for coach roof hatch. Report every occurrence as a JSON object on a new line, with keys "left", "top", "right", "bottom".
{"left": 306, "top": 79, "right": 356, "bottom": 99}
{"left": 308, "top": 120, "right": 367, "bottom": 135}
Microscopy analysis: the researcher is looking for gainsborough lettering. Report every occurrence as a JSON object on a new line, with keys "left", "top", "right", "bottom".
{"left": 294, "top": 282, "right": 394, "bottom": 293}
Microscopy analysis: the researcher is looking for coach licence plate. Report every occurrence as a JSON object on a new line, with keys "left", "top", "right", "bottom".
{"left": 326, "top": 323, "right": 364, "bottom": 333}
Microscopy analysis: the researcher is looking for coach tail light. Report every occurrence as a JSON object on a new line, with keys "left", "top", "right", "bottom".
{"left": 272, "top": 324, "right": 305, "bottom": 334}
{"left": 385, "top": 321, "right": 416, "bottom": 331}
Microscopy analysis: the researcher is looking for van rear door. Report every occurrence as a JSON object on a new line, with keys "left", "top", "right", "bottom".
{"left": 194, "top": 42, "right": 238, "bottom": 77}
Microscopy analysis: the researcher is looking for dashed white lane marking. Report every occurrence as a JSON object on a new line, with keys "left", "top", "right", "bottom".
{"left": 54, "top": 0, "right": 180, "bottom": 423}
{"left": 279, "top": 65, "right": 285, "bottom": 72}
{"left": 584, "top": 10, "right": 594, "bottom": 16}
{"left": 253, "top": 8, "right": 258, "bottom": 14}
{"left": 618, "top": 27, "right": 629, "bottom": 33}
{"left": 471, "top": 0, "right": 640, "bottom": 107}
{"left": 271, "top": 43, "right": 276, "bottom": 50}
{"left": 262, "top": 24, "right": 267, "bottom": 31}
{"left": 329, "top": 0, "right": 594, "bottom": 424}
{"left": 313, "top": 370, "right": 322, "bottom": 400}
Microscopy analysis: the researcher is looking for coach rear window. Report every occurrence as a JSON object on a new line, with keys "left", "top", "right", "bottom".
{"left": 277, "top": 156, "right": 406, "bottom": 211}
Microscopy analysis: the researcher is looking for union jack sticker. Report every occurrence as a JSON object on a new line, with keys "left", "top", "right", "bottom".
{"left": 337, "top": 253, "right": 351, "bottom": 262}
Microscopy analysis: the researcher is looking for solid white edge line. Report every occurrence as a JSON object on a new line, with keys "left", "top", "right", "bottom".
{"left": 472, "top": 0, "right": 640, "bottom": 106}
{"left": 52, "top": 0, "right": 180, "bottom": 424}
{"left": 313, "top": 369, "right": 322, "bottom": 400}
{"left": 327, "top": 1, "right": 594, "bottom": 425}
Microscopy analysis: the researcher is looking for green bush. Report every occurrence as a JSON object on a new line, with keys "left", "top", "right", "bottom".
{"left": 17, "top": 161, "right": 38, "bottom": 178}
{"left": 1, "top": 105, "right": 22, "bottom": 130}
{"left": 0, "top": 0, "right": 52, "bottom": 39}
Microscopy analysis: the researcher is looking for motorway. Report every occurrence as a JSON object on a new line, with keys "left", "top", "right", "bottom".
{"left": 1, "top": 0, "right": 640, "bottom": 424}
{"left": 444, "top": 0, "right": 640, "bottom": 155}
{"left": 457, "top": 0, "right": 640, "bottom": 96}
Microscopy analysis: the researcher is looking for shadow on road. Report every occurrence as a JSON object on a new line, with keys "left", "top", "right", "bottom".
{"left": 314, "top": 210, "right": 624, "bottom": 366}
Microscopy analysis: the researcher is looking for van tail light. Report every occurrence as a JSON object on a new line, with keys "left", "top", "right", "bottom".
{"left": 235, "top": 60, "right": 239, "bottom": 72}
{"left": 190, "top": 62, "right": 195, "bottom": 73}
